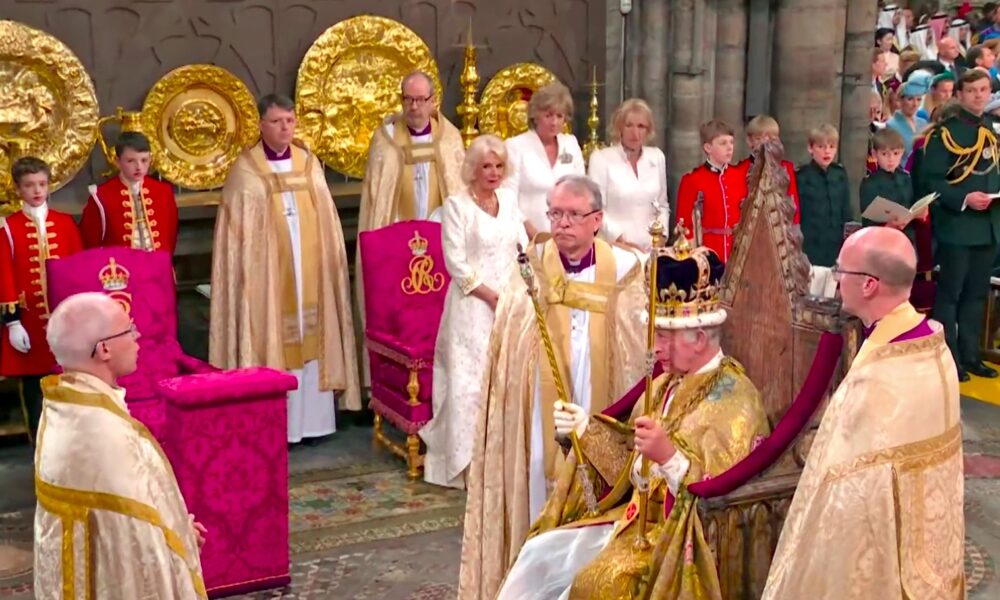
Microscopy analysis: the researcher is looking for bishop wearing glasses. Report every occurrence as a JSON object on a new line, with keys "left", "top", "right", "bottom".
{"left": 459, "top": 175, "right": 647, "bottom": 600}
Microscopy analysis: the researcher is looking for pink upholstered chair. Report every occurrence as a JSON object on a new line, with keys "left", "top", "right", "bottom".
{"left": 359, "top": 221, "right": 449, "bottom": 479}
{"left": 46, "top": 248, "right": 297, "bottom": 597}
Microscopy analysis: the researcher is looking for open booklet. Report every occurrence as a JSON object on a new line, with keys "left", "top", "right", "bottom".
{"left": 861, "top": 192, "right": 938, "bottom": 227}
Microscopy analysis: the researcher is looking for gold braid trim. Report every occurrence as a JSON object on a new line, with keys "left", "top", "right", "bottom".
{"left": 940, "top": 126, "right": 999, "bottom": 184}
{"left": 1, "top": 302, "right": 17, "bottom": 316}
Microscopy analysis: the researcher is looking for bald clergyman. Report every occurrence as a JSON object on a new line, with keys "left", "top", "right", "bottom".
{"left": 763, "top": 227, "right": 964, "bottom": 599}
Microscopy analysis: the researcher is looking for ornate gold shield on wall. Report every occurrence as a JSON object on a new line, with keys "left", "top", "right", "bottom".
{"left": 478, "top": 63, "right": 558, "bottom": 139}
{"left": 140, "top": 64, "right": 258, "bottom": 190}
{"left": 0, "top": 20, "right": 99, "bottom": 210}
{"left": 295, "top": 15, "right": 443, "bottom": 179}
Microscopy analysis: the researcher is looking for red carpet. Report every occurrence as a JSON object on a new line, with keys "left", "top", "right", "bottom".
{"left": 965, "top": 454, "right": 1000, "bottom": 478}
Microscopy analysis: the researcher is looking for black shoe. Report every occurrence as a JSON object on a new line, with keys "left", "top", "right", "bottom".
{"left": 958, "top": 367, "right": 970, "bottom": 383}
{"left": 965, "top": 362, "right": 998, "bottom": 378}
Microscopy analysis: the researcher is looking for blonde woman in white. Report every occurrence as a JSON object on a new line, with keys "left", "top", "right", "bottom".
{"left": 503, "top": 81, "right": 585, "bottom": 234}
{"left": 421, "top": 135, "right": 529, "bottom": 489}
{"left": 587, "top": 98, "right": 668, "bottom": 251}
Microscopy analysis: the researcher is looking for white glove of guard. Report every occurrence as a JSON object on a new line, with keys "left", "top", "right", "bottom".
{"left": 7, "top": 321, "right": 30, "bottom": 354}
{"left": 554, "top": 401, "right": 588, "bottom": 438}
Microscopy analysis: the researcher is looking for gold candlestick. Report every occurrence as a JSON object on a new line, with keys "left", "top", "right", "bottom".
{"left": 582, "top": 65, "right": 603, "bottom": 164}
{"left": 456, "top": 19, "right": 481, "bottom": 148}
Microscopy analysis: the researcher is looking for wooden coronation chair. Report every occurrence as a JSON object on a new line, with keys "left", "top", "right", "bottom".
{"left": 359, "top": 221, "right": 449, "bottom": 478}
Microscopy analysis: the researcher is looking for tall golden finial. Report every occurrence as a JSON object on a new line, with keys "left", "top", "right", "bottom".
{"left": 582, "top": 65, "right": 603, "bottom": 163}
{"left": 456, "top": 19, "right": 481, "bottom": 148}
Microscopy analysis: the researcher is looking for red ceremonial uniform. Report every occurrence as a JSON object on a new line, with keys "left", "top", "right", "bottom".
{"left": 676, "top": 162, "right": 748, "bottom": 262}
{"left": 0, "top": 209, "right": 83, "bottom": 376}
{"left": 80, "top": 176, "right": 178, "bottom": 254}
{"left": 734, "top": 157, "right": 801, "bottom": 224}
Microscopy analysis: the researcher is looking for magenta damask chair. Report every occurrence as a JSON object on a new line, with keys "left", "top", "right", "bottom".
{"left": 359, "top": 221, "right": 449, "bottom": 479}
{"left": 46, "top": 248, "right": 297, "bottom": 597}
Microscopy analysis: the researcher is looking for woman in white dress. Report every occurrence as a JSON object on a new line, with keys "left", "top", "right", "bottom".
{"left": 587, "top": 98, "right": 668, "bottom": 252}
{"left": 503, "top": 81, "right": 586, "bottom": 234}
{"left": 421, "top": 135, "right": 529, "bottom": 489}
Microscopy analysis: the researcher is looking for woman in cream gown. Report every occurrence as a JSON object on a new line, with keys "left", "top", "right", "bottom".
{"left": 503, "top": 81, "right": 585, "bottom": 234}
{"left": 421, "top": 135, "right": 529, "bottom": 489}
{"left": 588, "top": 98, "right": 668, "bottom": 251}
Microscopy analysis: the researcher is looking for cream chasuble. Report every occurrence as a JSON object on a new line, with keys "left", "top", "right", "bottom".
{"left": 763, "top": 303, "right": 964, "bottom": 599}
{"left": 210, "top": 141, "right": 361, "bottom": 424}
{"left": 458, "top": 238, "right": 648, "bottom": 600}
{"left": 34, "top": 373, "right": 206, "bottom": 600}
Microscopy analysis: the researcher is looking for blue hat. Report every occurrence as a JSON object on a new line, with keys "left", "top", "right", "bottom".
{"left": 901, "top": 74, "right": 931, "bottom": 98}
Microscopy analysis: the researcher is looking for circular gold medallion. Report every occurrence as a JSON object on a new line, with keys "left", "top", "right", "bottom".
{"left": 479, "top": 63, "right": 559, "bottom": 139}
{"left": 141, "top": 64, "right": 258, "bottom": 190}
{"left": 0, "top": 20, "right": 99, "bottom": 201}
{"left": 295, "top": 15, "right": 443, "bottom": 179}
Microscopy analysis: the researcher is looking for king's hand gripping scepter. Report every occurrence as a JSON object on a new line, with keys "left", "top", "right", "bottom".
{"left": 515, "top": 244, "right": 599, "bottom": 517}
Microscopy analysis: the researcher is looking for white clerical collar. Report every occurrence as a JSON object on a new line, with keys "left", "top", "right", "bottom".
{"left": 22, "top": 202, "right": 48, "bottom": 223}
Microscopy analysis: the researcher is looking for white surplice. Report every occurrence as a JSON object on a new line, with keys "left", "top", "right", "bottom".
{"left": 499, "top": 353, "right": 724, "bottom": 600}
{"left": 588, "top": 144, "right": 669, "bottom": 252}
{"left": 421, "top": 188, "right": 529, "bottom": 488}
{"left": 527, "top": 245, "right": 638, "bottom": 521}
{"left": 382, "top": 121, "right": 433, "bottom": 219}
{"left": 503, "top": 130, "right": 585, "bottom": 233}
{"left": 269, "top": 155, "right": 337, "bottom": 443}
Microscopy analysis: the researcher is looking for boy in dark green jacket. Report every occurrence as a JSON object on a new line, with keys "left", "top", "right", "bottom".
{"left": 860, "top": 127, "right": 929, "bottom": 243}
{"left": 796, "top": 124, "right": 852, "bottom": 267}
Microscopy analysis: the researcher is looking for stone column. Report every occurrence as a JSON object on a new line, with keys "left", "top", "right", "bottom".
{"left": 639, "top": 0, "right": 670, "bottom": 150}
{"left": 839, "top": 0, "right": 880, "bottom": 217}
{"left": 714, "top": 0, "right": 749, "bottom": 146}
{"left": 771, "top": 0, "right": 849, "bottom": 163}
{"left": 667, "top": 0, "right": 710, "bottom": 214}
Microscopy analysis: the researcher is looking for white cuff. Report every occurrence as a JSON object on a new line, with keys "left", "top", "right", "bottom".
{"left": 458, "top": 273, "right": 482, "bottom": 295}
{"left": 651, "top": 451, "right": 691, "bottom": 496}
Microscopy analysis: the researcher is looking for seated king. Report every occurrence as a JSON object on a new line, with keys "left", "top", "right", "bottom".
{"left": 494, "top": 235, "right": 770, "bottom": 600}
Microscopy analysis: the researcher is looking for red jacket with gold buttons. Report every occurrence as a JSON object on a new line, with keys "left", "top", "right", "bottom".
{"left": 0, "top": 209, "right": 83, "bottom": 376}
{"left": 80, "top": 176, "right": 178, "bottom": 254}
{"left": 676, "top": 162, "right": 748, "bottom": 262}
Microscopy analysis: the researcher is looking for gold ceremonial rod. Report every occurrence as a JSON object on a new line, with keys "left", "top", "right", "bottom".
{"left": 456, "top": 18, "right": 481, "bottom": 148}
{"left": 635, "top": 215, "right": 667, "bottom": 549}
{"left": 582, "top": 65, "right": 601, "bottom": 164}
{"left": 516, "top": 244, "right": 599, "bottom": 517}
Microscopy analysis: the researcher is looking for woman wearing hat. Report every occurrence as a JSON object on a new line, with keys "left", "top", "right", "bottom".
{"left": 887, "top": 73, "right": 932, "bottom": 164}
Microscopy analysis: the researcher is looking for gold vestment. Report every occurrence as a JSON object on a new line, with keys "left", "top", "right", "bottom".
{"left": 209, "top": 141, "right": 360, "bottom": 410}
{"left": 34, "top": 372, "right": 207, "bottom": 599}
{"left": 763, "top": 303, "right": 964, "bottom": 599}
{"left": 458, "top": 238, "right": 648, "bottom": 600}
{"left": 520, "top": 357, "right": 769, "bottom": 600}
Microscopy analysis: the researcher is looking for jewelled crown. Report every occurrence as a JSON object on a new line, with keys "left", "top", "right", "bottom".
{"left": 99, "top": 258, "right": 130, "bottom": 292}
{"left": 646, "top": 222, "right": 727, "bottom": 329}
{"left": 408, "top": 231, "right": 428, "bottom": 256}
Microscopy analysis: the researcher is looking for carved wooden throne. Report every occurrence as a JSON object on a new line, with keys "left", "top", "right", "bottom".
{"left": 693, "top": 139, "right": 857, "bottom": 599}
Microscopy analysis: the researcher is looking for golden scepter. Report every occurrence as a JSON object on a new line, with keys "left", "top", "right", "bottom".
{"left": 515, "top": 244, "right": 599, "bottom": 517}
{"left": 635, "top": 210, "right": 668, "bottom": 549}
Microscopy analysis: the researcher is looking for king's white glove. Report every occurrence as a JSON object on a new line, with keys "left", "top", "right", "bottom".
{"left": 7, "top": 321, "right": 30, "bottom": 354}
{"left": 554, "top": 401, "right": 588, "bottom": 438}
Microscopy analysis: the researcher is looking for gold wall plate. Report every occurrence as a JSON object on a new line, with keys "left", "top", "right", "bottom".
{"left": 0, "top": 20, "right": 99, "bottom": 202}
{"left": 295, "top": 15, "right": 443, "bottom": 179}
{"left": 141, "top": 64, "right": 258, "bottom": 190}
{"left": 478, "top": 63, "right": 559, "bottom": 139}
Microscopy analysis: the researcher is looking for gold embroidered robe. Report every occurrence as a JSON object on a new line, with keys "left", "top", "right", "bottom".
{"left": 34, "top": 372, "right": 206, "bottom": 599}
{"left": 209, "top": 140, "right": 360, "bottom": 410}
{"left": 458, "top": 238, "right": 648, "bottom": 600}
{"left": 763, "top": 304, "right": 964, "bottom": 599}
{"left": 499, "top": 357, "right": 769, "bottom": 600}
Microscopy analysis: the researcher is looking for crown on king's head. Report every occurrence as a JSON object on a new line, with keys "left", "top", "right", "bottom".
{"left": 99, "top": 257, "right": 131, "bottom": 292}
{"left": 646, "top": 232, "right": 727, "bottom": 330}
{"left": 408, "top": 231, "right": 429, "bottom": 257}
